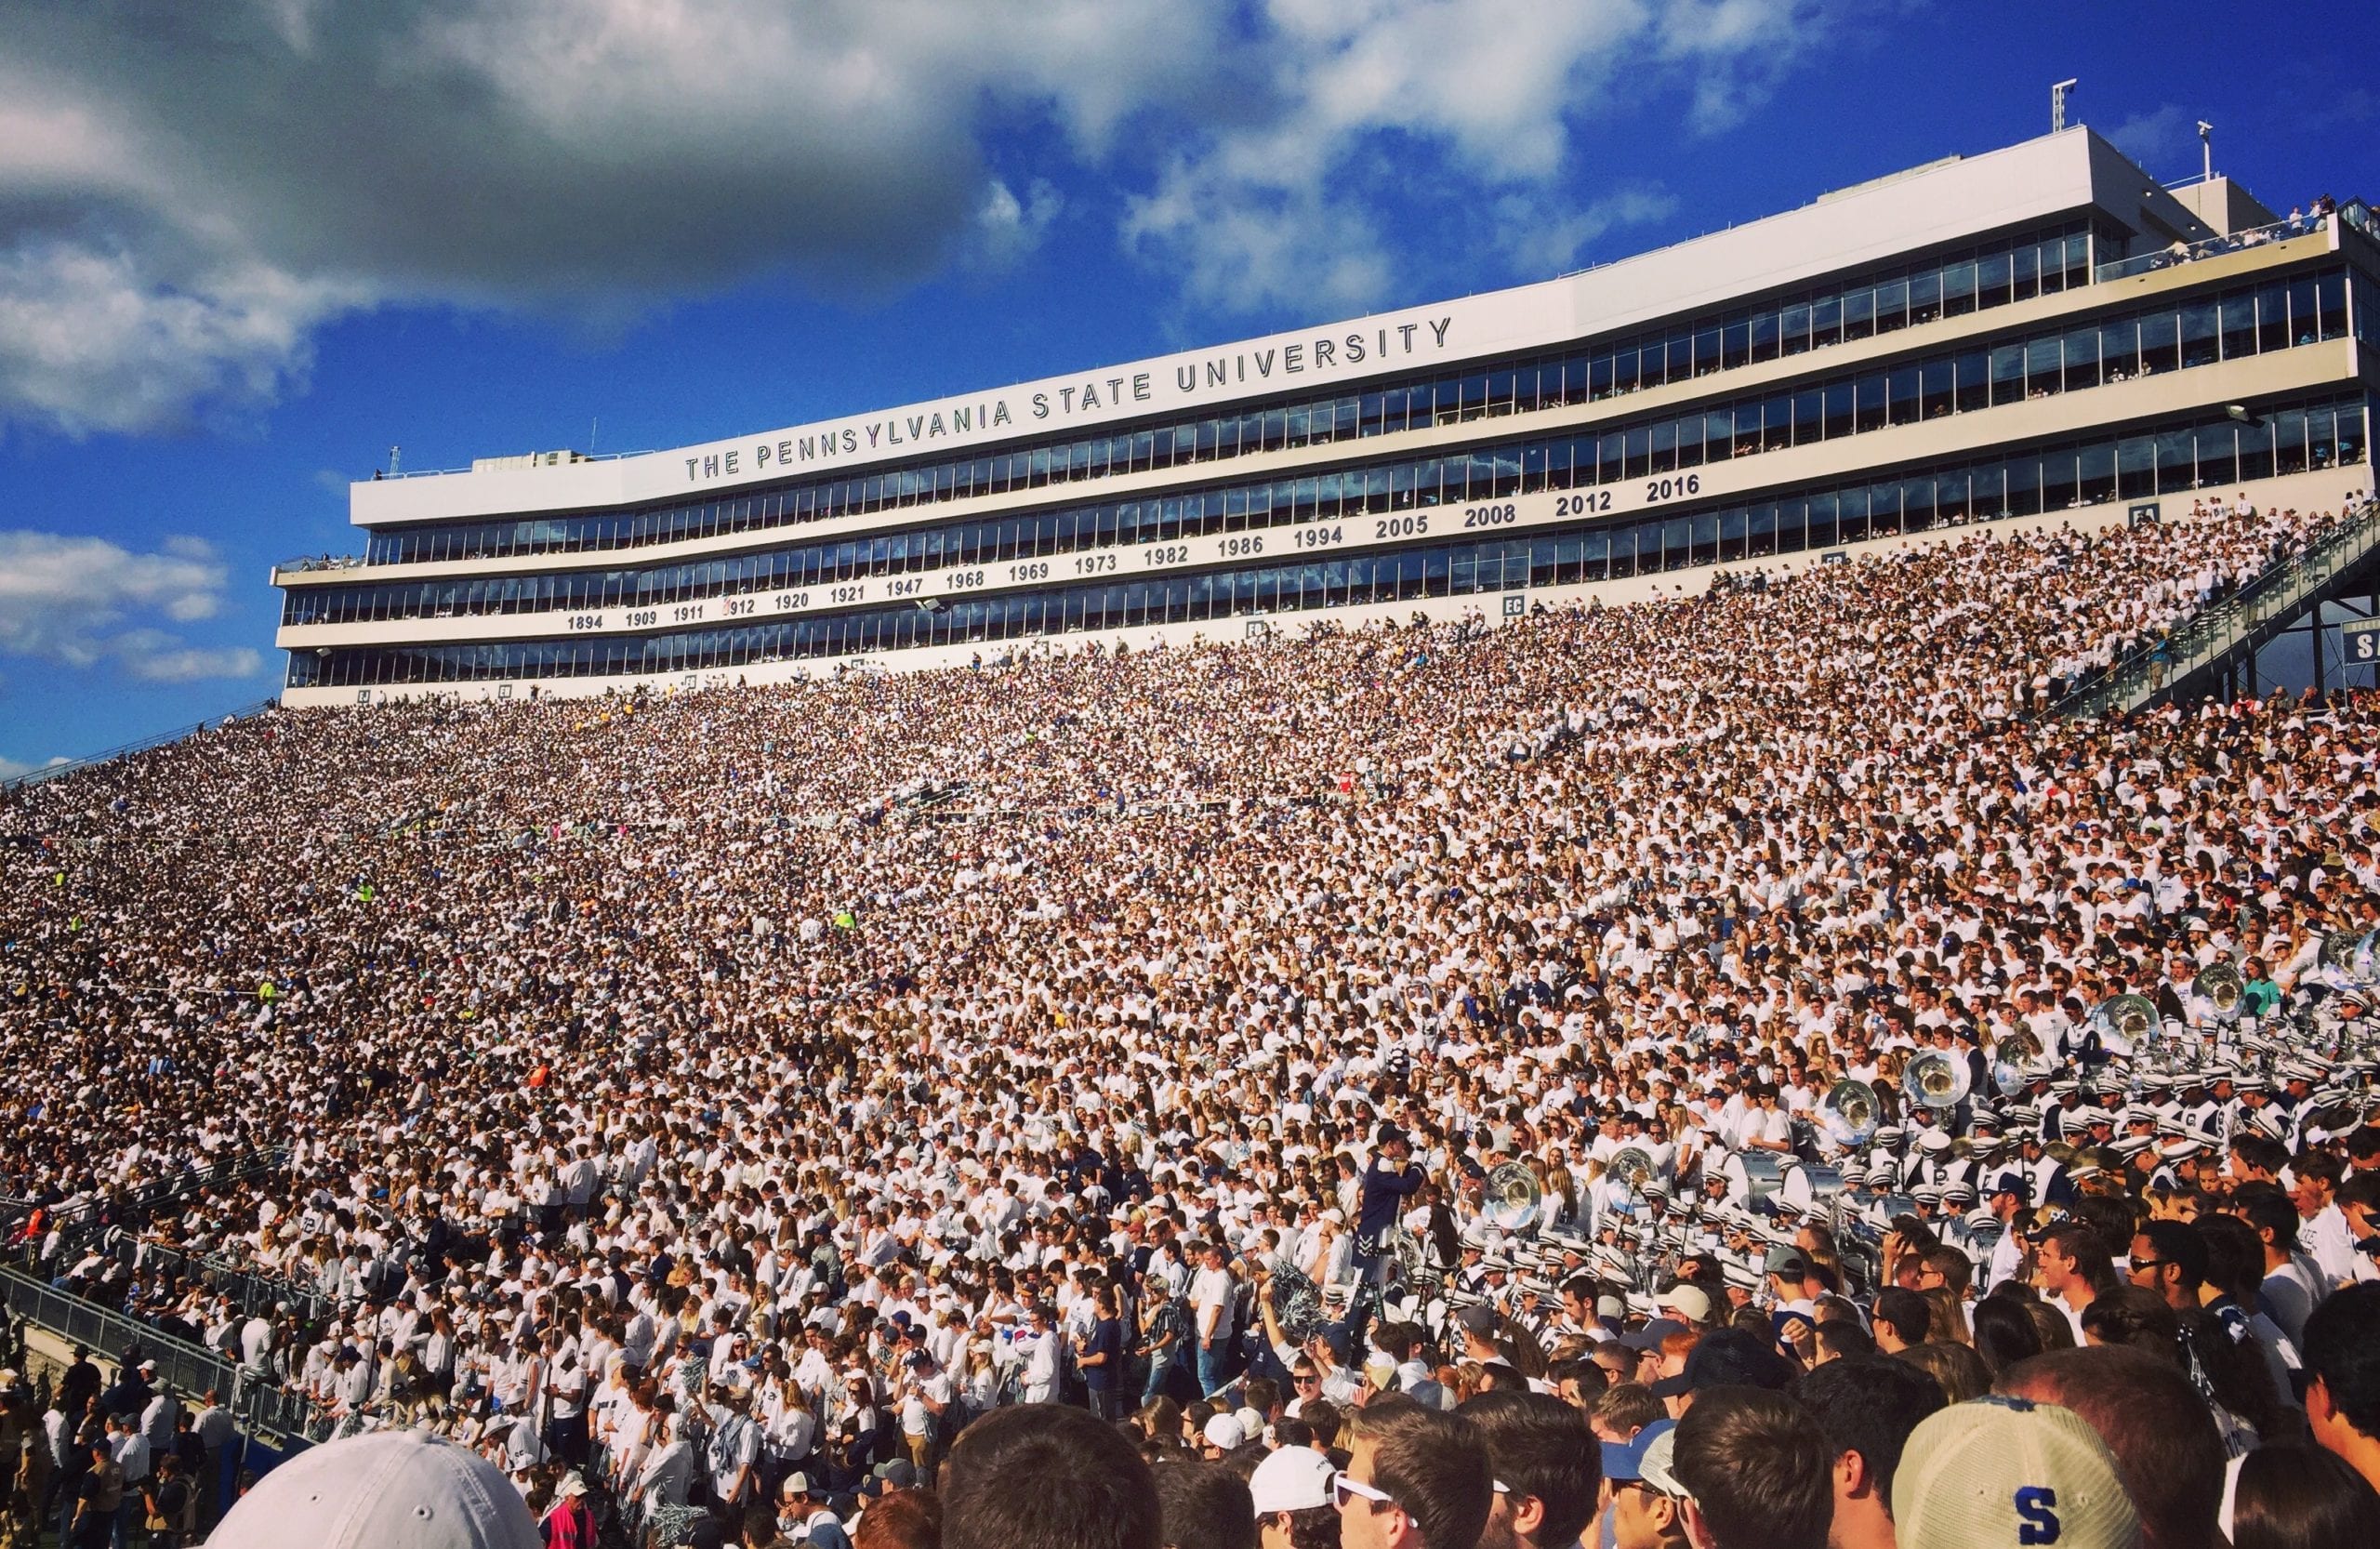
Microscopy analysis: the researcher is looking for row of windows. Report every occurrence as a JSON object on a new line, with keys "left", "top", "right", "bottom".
{"left": 286, "top": 269, "right": 2357, "bottom": 628}
{"left": 286, "top": 394, "right": 2369, "bottom": 688}
{"left": 358, "top": 226, "right": 2103, "bottom": 566}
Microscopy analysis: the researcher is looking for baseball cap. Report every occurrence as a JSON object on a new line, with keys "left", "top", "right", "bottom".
{"left": 1892, "top": 1397, "right": 2140, "bottom": 1549}
{"left": 1204, "top": 1412, "right": 1248, "bottom": 1450}
{"left": 1619, "top": 1317, "right": 1685, "bottom": 1354}
{"left": 1248, "top": 1444, "right": 1336, "bottom": 1514}
{"left": 1456, "top": 1304, "right": 1501, "bottom": 1335}
{"left": 1659, "top": 1284, "right": 1713, "bottom": 1323}
{"left": 210, "top": 1429, "right": 538, "bottom": 1549}
{"left": 1601, "top": 1420, "right": 1684, "bottom": 1493}
{"left": 1647, "top": 1329, "right": 1797, "bottom": 1398}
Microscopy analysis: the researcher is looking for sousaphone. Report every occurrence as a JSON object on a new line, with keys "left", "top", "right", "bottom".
{"left": 1606, "top": 1146, "right": 1656, "bottom": 1195}
{"left": 2093, "top": 994, "right": 2161, "bottom": 1045}
{"left": 1902, "top": 1050, "right": 1973, "bottom": 1111}
{"left": 1483, "top": 1161, "right": 1544, "bottom": 1234}
{"left": 1819, "top": 1079, "right": 1882, "bottom": 1147}
{"left": 2193, "top": 963, "right": 2246, "bottom": 1022}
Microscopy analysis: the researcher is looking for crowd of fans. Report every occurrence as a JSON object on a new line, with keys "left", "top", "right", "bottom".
{"left": 4, "top": 487, "right": 2380, "bottom": 1549}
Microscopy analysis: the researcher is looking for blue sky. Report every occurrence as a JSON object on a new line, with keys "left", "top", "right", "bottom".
{"left": 2, "top": 0, "right": 2374, "bottom": 772}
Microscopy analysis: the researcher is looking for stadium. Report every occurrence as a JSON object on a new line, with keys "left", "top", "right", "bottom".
{"left": 275, "top": 128, "right": 2374, "bottom": 703}
{"left": 8, "top": 125, "right": 2380, "bottom": 1549}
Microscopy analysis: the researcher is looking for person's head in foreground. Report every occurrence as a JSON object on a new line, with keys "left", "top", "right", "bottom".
{"left": 1457, "top": 1388, "right": 1598, "bottom": 1549}
{"left": 1994, "top": 1344, "right": 2223, "bottom": 1549}
{"left": 2226, "top": 1442, "right": 2380, "bottom": 1549}
{"left": 943, "top": 1402, "right": 1162, "bottom": 1549}
{"left": 208, "top": 1428, "right": 539, "bottom": 1549}
{"left": 1791, "top": 1354, "right": 1946, "bottom": 1549}
{"left": 1334, "top": 1394, "right": 1494, "bottom": 1549}
{"left": 1667, "top": 1385, "right": 1832, "bottom": 1549}
{"left": 2303, "top": 1282, "right": 2380, "bottom": 1497}
{"left": 1156, "top": 1457, "right": 1257, "bottom": 1549}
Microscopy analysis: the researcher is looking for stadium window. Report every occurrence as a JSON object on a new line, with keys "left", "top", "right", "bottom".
{"left": 1749, "top": 310, "right": 1779, "bottom": 363}
{"left": 1970, "top": 464, "right": 2005, "bottom": 520}
{"left": 1732, "top": 404, "right": 1763, "bottom": 459}
{"left": 1970, "top": 253, "right": 2008, "bottom": 311}
{"left": 1822, "top": 381, "right": 1854, "bottom": 440}
{"left": 2235, "top": 414, "right": 2275, "bottom": 481}
{"left": 1920, "top": 360, "right": 1954, "bottom": 419}
{"left": 1854, "top": 375, "right": 1888, "bottom": 433}
{"left": 1899, "top": 474, "right": 1934, "bottom": 532}
{"left": 2220, "top": 291, "right": 2258, "bottom": 360}
{"left": 2194, "top": 422, "right": 2238, "bottom": 485}
{"left": 1842, "top": 287, "right": 1874, "bottom": 342}
{"left": 1809, "top": 295, "right": 1843, "bottom": 349}
{"left": 2179, "top": 301, "right": 2219, "bottom": 367}
{"left": 2025, "top": 336, "right": 2062, "bottom": 396}
{"left": 1885, "top": 369, "right": 1919, "bottom": 428}
{"left": 2062, "top": 326, "right": 2100, "bottom": 391}
{"left": 1873, "top": 276, "right": 1910, "bottom": 335}
{"left": 1747, "top": 503, "right": 1778, "bottom": 557}
{"left": 2005, "top": 457, "right": 2045, "bottom": 517}
{"left": 1649, "top": 419, "right": 1678, "bottom": 474}
{"left": 1909, "top": 270, "right": 1942, "bottom": 325}
{"left": 2077, "top": 444, "right": 2116, "bottom": 506}
{"left": 2256, "top": 283, "right": 2290, "bottom": 353}
{"left": 2318, "top": 272, "right": 2348, "bottom": 339}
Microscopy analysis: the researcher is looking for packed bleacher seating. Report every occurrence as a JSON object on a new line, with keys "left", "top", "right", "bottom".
{"left": 4, "top": 488, "right": 2380, "bottom": 1549}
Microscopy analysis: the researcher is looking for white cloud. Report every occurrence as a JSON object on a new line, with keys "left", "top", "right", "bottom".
{"left": 0, "top": 0, "right": 1226, "bottom": 436}
{"left": 0, "top": 0, "right": 1845, "bottom": 430}
{"left": 972, "top": 179, "right": 1065, "bottom": 271}
{"left": 1123, "top": 0, "right": 1831, "bottom": 314}
{"left": 0, "top": 242, "right": 361, "bottom": 435}
{"left": 121, "top": 641, "right": 266, "bottom": 683}
{"left": 0, "top": 754, "right": 71, "bottom": 779}
{"left": 1491, "top": 187, "right": 1682, "bottom": 280}
{"left": 0, "top": 531, "right": 264, "bottom": 682}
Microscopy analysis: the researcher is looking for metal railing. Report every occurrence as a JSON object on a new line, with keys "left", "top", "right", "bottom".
{"left": 7, "top": 1148, "right": 291, "bottom": 1272}
{"left": 0, "top": 1266, "right": 330, "bottom": 1442}
{"left": 0, "top": 699, "right": 283, "bottom": 790}
{"left": 108, "top": 1238, "right": 334, "bottom": 1325}
{"left": 2095, "top": 213, "right": 2331, "bottom": 283}
{"left": 2056, "top": 497, "right": 2380, "bottom": 719}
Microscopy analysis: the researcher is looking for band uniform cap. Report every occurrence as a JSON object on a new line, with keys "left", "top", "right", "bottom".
{"left": 211, "top": 1429, "right": 539, "bottom": 1549}
{"left": 1892, "top": 1397, "right": 2139, "bottom": 1549}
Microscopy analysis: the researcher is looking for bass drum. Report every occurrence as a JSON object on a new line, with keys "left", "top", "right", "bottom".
{"left": 1742, "top": 1150, "right": 1786, "bottom": 1209}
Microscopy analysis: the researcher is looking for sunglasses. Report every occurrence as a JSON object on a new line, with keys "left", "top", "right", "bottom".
{"left": 1332, "top": 1473, "right": 1401, "bottom": 1512}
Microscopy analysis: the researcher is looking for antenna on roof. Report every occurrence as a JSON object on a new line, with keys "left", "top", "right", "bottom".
{"left": 2051, "top": 79, "right": 2078, "bottom": 135}
{"left": 2197, "top": 120, "right": 2214, "bottom": 182}
{"left": 389, "top": 444, "right": 402, "bottom": 477}
{"left": 590, "top": 417, "right": 599, "bottom": 457}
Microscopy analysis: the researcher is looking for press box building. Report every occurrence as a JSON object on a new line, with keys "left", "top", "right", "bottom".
{"left": 273, "top": 127, "right": 2379, "bottom": 704}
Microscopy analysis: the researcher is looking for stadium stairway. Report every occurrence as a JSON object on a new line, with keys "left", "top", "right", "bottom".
{"left": 2055, "top": 495, "right": 2380, "bottom": 718}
